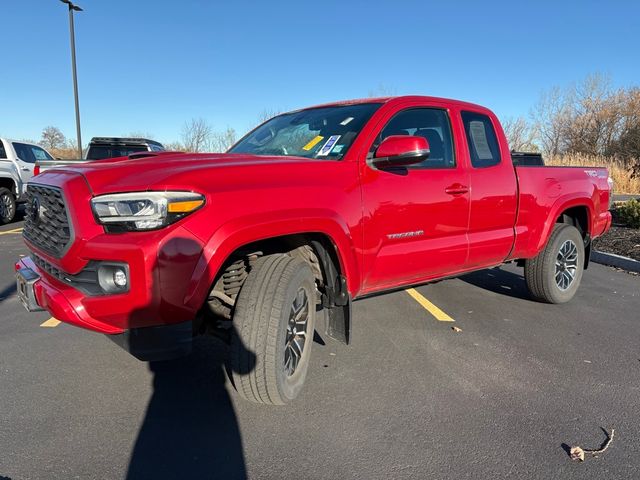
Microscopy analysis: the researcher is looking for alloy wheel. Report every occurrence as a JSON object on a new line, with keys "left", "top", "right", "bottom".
{"left": 284, "top": 287, "right": 310, "bottom": 377}
{"left": 555, "top": 239, "right": 579, "bottom": 290}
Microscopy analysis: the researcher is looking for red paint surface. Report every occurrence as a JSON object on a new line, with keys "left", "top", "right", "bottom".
{"left": 18, "top": 96, "right": 612, "bottom": 333}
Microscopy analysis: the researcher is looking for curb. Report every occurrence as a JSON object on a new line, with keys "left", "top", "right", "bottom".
{"left": 591, "top": 250, "right": 640, "bottom": 273}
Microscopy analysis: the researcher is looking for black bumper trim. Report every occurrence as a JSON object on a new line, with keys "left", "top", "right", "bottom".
{"left": 108, "top": 320, "right": 193, "bottom": 361}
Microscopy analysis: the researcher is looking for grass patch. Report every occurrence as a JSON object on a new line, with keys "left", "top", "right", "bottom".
{"left": 546, "top": 154, "right": 640, "bottom": 194}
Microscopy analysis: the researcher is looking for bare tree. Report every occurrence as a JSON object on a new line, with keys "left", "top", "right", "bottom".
{"left": 367, "top": 83, "right": 397, "bottom": 98}
{"left": 40, "top": 126, "right": 66, "bottom": 150}
{"left": 502, "top": 116, "right": 538, "bottom": 151}
{"left": 256, "top": 108, "right": 283, "bottom": 124}
{"left": 607, "top": 87, "right": 640, "bottom": 161}
{"left": 564, "top": 73, "right": 613, "bottom": 155}
{"left": 181, "top": 118, "right": 213, "bottom": 153}
{"left": 532, "top": 74, "right": 640, "bottom": 172}
{"left": 164, "top": 141, "right": 186, "bottom": 152}
{"left": 530, "top": 86, "right": 573, "bottom": 155}
{"left": 210, "top": 127, "right": 237, "bottom": 152}
{"left": 126, "top": 131, "right": 156, "bottom": 139}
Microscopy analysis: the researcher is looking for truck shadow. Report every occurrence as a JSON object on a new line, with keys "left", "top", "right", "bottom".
{"left": 0, "top": 283, "right": 17, "bottom": 305}
{"left": 126, "top": 335, "right": 251, "bottom": 480}
{"left": 126, "top": 236, "right": 255, "bottom": 480}
{"left": 458, "top": 267, "right": 532, "bottom": 300}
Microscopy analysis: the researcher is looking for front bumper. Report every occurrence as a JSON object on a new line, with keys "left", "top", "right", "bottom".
{"left": 17, "top": 173, "right": 211, "bottom": 360}
{"left": 15, "top": 256, "right": 194, "bottom": 361}
{"left": 15, "top": 256, "right": 124, "bottom": 333}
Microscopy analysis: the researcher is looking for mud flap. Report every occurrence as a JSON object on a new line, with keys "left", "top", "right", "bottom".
{"left": 310, "top": 239, "right": 352, "bottom": 345}
{"left": 324, "top": 275, "right": 351, "bottom": 345}
{"left": 326, "top": 300, "right": 352, "bottom": 345}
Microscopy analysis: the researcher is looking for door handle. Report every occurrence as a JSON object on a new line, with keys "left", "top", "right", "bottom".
{"left": 445, "top": 184, "right": 469, "bottom": 195}
{"left": 21, "top": 167, "right": 30, "bottom": 171}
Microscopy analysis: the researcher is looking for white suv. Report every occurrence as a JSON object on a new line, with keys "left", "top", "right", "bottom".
{"left": 0, "top": 138, "right": 54, "bottom": 224}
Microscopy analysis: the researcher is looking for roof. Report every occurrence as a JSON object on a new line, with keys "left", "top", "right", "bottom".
{"left": 89, "top": 137, "right": 164, "bottom": 147}
{"left": 299, "top": 95, "right": 490, "bottom": 113}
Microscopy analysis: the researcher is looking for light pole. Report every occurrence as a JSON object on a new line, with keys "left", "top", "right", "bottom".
{"left": 60, "top": 0, "right": 83, "bottom": 159}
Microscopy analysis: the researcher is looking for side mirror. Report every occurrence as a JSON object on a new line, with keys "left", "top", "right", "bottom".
{"left": 372, "top": 135, "right": 430, "bottom": 168}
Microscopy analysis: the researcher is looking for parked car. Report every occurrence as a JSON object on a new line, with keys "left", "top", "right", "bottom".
{"left": 16, "top": 96, "right": 612, "bottom": 404}
{"left": 34, "top": 137, "right": 165, "bottom": 175}
{"left": 85, "top": 137, "right": 165, "bottom": 160}
{"left": 0, "top": 138, "right": 54, "bottom": 223}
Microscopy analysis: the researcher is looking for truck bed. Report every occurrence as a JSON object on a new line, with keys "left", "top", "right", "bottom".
{"left": 510, "top": 165, "right": 611, "bottom": 259}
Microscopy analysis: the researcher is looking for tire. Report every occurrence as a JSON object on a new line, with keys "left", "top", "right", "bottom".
{"left": 229, "top": 254, "right": 316, "bottom": 405}
{"left": 524, "top": 224, "right": 585, "bottom": 304}
{"left": 0, "top": 187, "right": 17, "bottom": 225}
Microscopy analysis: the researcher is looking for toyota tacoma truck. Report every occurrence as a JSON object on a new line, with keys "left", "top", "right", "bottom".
{"left": 15, "top": 96, "right": 612, "bottom": 405}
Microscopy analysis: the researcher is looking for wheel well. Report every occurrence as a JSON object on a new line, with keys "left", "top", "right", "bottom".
{"left": 556, "top": 206, "right": 589, "bottom": 238}
{"left": 556, "top": 206, "right": 591, "bottom": 269}
{"left": 0, "top": 178, "right": 16, "bottom": 195}
{"left": 219, "top": 232, "right": 342, "bottom": 284}
{"left": 200, "top": 233, "right": 351, "bottom": 344}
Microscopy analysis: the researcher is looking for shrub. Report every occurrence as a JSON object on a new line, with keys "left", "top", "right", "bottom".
{"left": 617, "top": 199, "right": 640, "bottom": 228}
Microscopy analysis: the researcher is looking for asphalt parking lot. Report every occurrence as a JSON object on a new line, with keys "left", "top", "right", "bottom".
{"left": 1, "top": 217, "right": 639, "bottom": 480}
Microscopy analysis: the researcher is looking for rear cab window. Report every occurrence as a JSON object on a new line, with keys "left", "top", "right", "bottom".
{"left": 461, "top": 111, "right": 501, "bottom": 168}
{"left": 11, "top": 142, "right": 53, "bottom": 163}
{"left": 0, "top": 140, "right": 7, "bottom": 159}
{"left": 87, "top": 145, "right": 148, "bottom": 160}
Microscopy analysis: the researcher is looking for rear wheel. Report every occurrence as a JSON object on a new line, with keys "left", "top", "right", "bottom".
{"left": 229, "top": 254, "right": 316, "bottom": 405}
{"left": 524, "top": 224, "right": 585, "bottom": 304}
{"left": 0, "top": 187, "right": 16, "bottom": 224}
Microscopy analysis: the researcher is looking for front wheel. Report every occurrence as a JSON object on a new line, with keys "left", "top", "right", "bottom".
{"left": 229, "top": 254, "right": 316, "bottom": 405}
{"left": 524, "top": 224, "right": 585, "bottom": 304}
{"left": 0, "top": 187, "right": 17, "bottom": 225}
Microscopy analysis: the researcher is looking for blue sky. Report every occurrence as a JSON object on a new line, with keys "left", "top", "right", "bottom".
{"left": 1, "top": 0, "right": 639, "bottom": 146}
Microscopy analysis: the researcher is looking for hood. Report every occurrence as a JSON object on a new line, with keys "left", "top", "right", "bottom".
{"left": 53, "top": 152, "right": 319, "bottom": 195}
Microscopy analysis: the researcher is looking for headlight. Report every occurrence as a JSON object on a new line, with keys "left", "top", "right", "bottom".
{"left": 91, "top": 191, "right": 205, "bottom": 232}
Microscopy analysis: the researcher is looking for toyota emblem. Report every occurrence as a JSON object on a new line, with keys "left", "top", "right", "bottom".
{"left": 29, "top": 196, "right": 41, "bottom": 224}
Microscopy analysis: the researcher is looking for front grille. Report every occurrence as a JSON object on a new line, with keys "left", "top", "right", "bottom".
{"left": 32, "top": 253, "right": 66, "bottom": 282}
{"left": 23, "top": 185, "right": 72, "bottom": 257}
{"left": 32, "top": 254, "right": 102, "bottom": 296}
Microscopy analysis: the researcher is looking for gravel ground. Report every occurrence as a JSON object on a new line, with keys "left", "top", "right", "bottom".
{"left": 593, "top": 206, "right": 640, "bottom": 261}
{"left": 594, "top": 225, "right": 640, "bottom": 261}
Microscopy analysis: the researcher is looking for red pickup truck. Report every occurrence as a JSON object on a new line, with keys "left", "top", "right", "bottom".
{"left": 15, "top": 96, "right": 612, "bottom": 404}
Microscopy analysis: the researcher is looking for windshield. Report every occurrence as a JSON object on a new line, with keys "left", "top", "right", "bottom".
{"left": 229, "top": 103, "right": 382, "bottom": 160}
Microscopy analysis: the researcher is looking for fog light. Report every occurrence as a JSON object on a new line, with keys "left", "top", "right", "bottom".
{"left": 97, "top": 263, "right": 130, "bottom": 294}
{"left": 113, "top": 269, "right": 127, "bottom": 287}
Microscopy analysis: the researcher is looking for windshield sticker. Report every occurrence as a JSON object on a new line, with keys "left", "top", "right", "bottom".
{"left": 332, "top": 145, "right": 345, "bottom": 154}
{"left": 340, "top": 117, "right": 354, "bottom": 126}
{"left": 302, "top": 135, "right": 324, "bottom": 151}
{"left": 469, "top": 121, "right": 493, "bottom": 161}
{"left": 317, "top": 135, "right": 341, "bottom": 156}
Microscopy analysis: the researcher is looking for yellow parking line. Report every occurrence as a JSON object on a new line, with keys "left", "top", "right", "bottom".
{"left": 40, "top": 318, "right": 61, "bottom": 328}
{"left": 0, "top": 227, "right": 23, "bottom": 235}
{"left": 406, "top": 288, "right": 455, "bottom": 322}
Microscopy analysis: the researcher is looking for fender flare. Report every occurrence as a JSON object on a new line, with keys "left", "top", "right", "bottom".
{"left": 0, "top": 168, "right": 20, "bottom": 196}
{"left": 532, "top": 194, "right": 594, "bottom": 255}
{"left": 183, "top": 209, "right": 360, "bottom": 311}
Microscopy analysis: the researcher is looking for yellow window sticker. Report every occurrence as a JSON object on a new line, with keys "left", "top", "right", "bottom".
{"left": 302, "top": 135, "right": 324, "bottom": 151}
